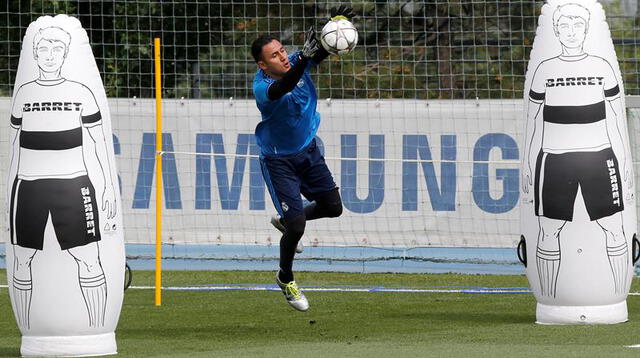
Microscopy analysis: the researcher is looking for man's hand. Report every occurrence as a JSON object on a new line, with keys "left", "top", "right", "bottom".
{"left": 624, "top": 159, "right": 634, "bottom": 202}
{"left": 301, "top": 26, "right": 320, "bottom": 59}
{"left": 330, "top": 5, "right": 356, "bottom": 20}
{"left": 522, "top": 164, "right": 533, "bottom": 203}
{"left": 625, "top": 160, "right": 633, "bottom": 187}
{"left": 102, "top": 184, "right": 117, "bottom": 219}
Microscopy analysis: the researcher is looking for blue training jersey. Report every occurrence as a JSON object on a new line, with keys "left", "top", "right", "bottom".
{"left": 253, "top": 52, "right": 320, "bottom": 156}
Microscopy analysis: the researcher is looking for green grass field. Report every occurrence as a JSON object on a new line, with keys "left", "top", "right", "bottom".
{"left": 2, "top": 270, "right": 640, "bottom": 357}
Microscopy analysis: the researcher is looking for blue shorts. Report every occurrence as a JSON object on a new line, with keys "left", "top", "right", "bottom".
{"left": 260, "top": 139, "right": 337, "bottom": 219}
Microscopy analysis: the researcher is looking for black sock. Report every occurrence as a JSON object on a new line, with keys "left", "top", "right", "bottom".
{"left": 279, "top": 215, "right": 306, "bottom": 282}
{"left": 278, "top": 270, "right": 293, "bottom": 283}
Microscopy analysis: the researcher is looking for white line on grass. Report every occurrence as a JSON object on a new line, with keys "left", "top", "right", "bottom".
{"left": 4, "top": 284, "right": 640, "bottom": 295}
{"left": 0, "top": 284, "right": 528, "bottom": 294}
{"left": 124, "top": 285, "right": 532, "bottom": 294}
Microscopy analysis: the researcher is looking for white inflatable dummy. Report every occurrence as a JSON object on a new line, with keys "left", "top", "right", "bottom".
{"left": 5, "top": 15, "right": 124, "bottom": 355}
{"left": 520, "top": 0, "right": 638, "bottom": 324}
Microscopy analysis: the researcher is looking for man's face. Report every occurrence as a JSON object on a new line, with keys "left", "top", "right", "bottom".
{"left": 35, "top": 39, "right": 67, "bottom": 73}
{"left": 555, "top": 16, "right": 587, "bottom": 49}
{"left": 257, "top": 40, "right": 291, "bottom": 79}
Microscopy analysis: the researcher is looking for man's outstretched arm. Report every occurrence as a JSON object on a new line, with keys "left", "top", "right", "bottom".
{"left": 267, "top": 55, "right": 310, "bottom": 100}
{"left": 268, "top": 27, "right": 320, "bottom": 100}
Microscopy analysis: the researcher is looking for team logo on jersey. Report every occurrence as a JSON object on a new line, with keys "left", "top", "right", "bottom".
{"left": 281, "top": 201, "right": 289, "bottom": 212}
{"left": 607, "top": 159, "right": 621, "bottom": 207}
{"left": 81, "top": 186, "right": 97, "bottom": 236}
{"left": 23, "top": 102, "right": 82, "bottom": 112}
{"left": 545, "top": 77, "right": 604, "bottom": 88}
{"left": 297, "top": 80, "right": 305, "bottom": 88}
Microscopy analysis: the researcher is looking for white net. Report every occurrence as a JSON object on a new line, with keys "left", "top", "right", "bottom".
{"left": 1, "top": 1, "right": 640, "bottom": 271}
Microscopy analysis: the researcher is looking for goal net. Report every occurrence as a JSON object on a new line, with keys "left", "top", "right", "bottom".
{"left": 1, "top": 1, "right": 640, "bottom": 273}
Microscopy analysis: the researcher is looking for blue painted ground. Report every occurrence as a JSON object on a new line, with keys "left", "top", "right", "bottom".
{"left": 0, "top": 244, "right": 524, "bottom": 274}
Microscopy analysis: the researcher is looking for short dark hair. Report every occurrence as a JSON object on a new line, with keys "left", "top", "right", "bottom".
{"left": 251, "top": 34, "right": 279, "bottom": 63}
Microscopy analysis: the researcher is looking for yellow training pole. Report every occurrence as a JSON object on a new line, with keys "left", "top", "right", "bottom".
{"left": 154, "top": 37, "right": 163, "bottom": 306}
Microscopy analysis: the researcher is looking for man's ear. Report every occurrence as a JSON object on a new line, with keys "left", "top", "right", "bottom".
{"left": 257, "top": 60, "right": 267, "bottom": 71}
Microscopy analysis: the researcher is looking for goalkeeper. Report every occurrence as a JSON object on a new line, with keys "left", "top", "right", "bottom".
{"left": 251, "top": 5, "right": 356, "bottom": 312}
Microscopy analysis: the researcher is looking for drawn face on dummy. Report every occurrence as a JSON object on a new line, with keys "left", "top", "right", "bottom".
{"left": 32, "top": 27, "right": 70, "bottom": 78}
{"left": 552, "top": 4, "right": 590, "bottom": 54}
{"left": 555, "top": 15, "right": 587, "bottom": 50}
{"left": 35, "top": 40, "right": 67, "bottom": 73}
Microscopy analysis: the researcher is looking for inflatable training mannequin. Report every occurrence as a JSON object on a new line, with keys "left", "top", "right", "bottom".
{"left": 519, "top": 0, "right": 638, "bottom": 324}
{"left": 6, "top": 15, "right": 124, "bottom": 355}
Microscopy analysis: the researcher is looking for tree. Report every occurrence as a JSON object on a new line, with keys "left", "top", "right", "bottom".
{"left": 1, "top": 1, "right": 637, "bottom": 100}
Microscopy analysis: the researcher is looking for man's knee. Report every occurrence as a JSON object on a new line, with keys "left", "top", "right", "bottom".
{"left": 74, "top": 256, "right": 101, "bottom": 273}
{"left": 319, "top": 189, "right": 343, "bottom": 218}
{"left": 68, "top": 245, "right": 101, "bottom": 271}
{"left": 13, "top": 247, "right": 36, "bottom": 269}
{"left": 325, "top": 199, "right": 343, "bottom": 218}
{"left": 284, "top": 215, "right": 306, "bottom": 238}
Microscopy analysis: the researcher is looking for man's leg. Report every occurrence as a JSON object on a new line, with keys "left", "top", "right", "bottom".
{"left": 536, "top": 216, "right": 566, "bottom": 297}
{"left": 272, "top": 188, "right": 341, "bottom": 253}
{"left": 596, "top": 213, "right": 629, "bottom": 294}
{"left": 12, "top": 246, "right": 37, "bottom": 329}
{"left": 67, "top": 243, "right": 107, "bottom": 327}
{"left": 304, "top": 188, "right": 343, "bottom": 221}
{"left": 10, "top": 178, "right": 47, "bottom": 329}
{"left": 260, "top": 155, "right": 309, "bottom": 310}
{"left": 273, "top": 188, "right": 341, "bottom": 238}
{"left": 278, "top": 215, "right": 306, "bottom": 283}
{"left": 274, "top": 214, "right": 309, "bottom": 311}
{"left": 274, "top": 213, "right": 310, "bottom": 311}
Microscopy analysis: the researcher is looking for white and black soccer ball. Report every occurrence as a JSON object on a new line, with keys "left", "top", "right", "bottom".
{"left": 320, "top": 19, "right": 358, "bottom": 56}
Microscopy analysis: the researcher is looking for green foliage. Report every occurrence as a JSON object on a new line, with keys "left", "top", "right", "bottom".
{"left": 0, "top": 1, "right": 639, "bottom": 99}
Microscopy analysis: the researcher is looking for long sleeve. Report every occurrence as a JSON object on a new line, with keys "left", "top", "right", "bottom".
{"left": 267, "top": 55, "right": 310, "bottom": 101}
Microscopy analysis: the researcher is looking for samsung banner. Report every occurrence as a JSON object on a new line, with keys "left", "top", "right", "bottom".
{"left": 4, "top": 97, "right": 636, "bottom": 249}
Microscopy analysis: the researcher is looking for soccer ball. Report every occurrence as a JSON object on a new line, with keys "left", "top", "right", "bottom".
{"left": 320, "top": 19, "right": 358, "bottom": 56}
